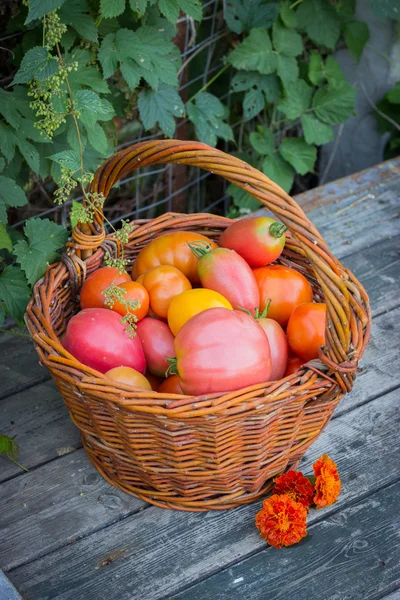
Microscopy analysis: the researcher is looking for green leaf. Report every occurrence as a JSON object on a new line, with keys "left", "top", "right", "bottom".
{"left": 243, "top": 88, "right": 265, "bottom": 120}
{"left": 0, "top": 434, "right": 28, "bottom": 471}
{"left": 100, "top": 0, "right": 126, "bottom": 18}
{"left": 178, "top": 0, "right": 202, "bottom": 20}
{"left": 227, "top": 183, "right": 260, "bottom": 213}
{"left": 49, "top": 150, "right": 81, "bottom": 173}
{"left": 369, "top": 0, "right": 400, "bottom": 20}
{"left": 59, "top": 0, "right": 98, "bottom": 43}
{"left": 138, "top": 84, "right": 185, "bottom": 137}
{"left": 308, "top": 51, "right": 324, "bottom": 86}
{"left": 227, "top": 28, "right": 276, "bottom": 74}
{"left": 68, "top": 67, "right": 110, "bottom": 95}
{"left": 277, "top": 79, "right": 313, "bottom": 120}
{"left": 225, "top": 0, "right": 279, "bottom": 34}
{"left": 231, "top": 72, "right": 281, "bottom": 102}
{"left": 26, "top": 0, "right": 66, "bottom": 23}
{"left": 313, "top": 81, "right": 356, "bottom": 124}
{"left": 335, "top": 0, "right": 355, "bottom": 17}
{"left": 0, "top": 304, "right": 5, "bottom": 327}
{"left": 273, "top": 19, "right": 303, "bottom": 57}
{"left": 262, "top": 154, "right": 294, "bottom": 193}
{"left": 187, "top": 92, "right": 233, "bottom": 147}
{"left": 301, "top": 113, "right": 334, "bottom": 145}
{"left": 249, "top": 126, "right": 275, "bottom": 155}
{"left": 387, "top": 83, "right": 400, "bottom": 104}
{"left": 86, "top": 123, "right": 108, "bottom": 154}
{"left": 297, "top": 0, "right": 340, "bottom": 50}
{"left": 343, "top": 20, "right": 370, "bottom": 63}
{"left": 14, "top": 218, "right": 69, "bottom": 286}
{"left": 276, "top": 54, "right": 298, "bottom": 87}
{"left": 0, "top": 124, "right": 17, "bottom": 162}
{"left": 279, "top": 137, "right": 317, "bottom": 175}
{"left": 75, "top": 90, "right": 114, "bottom": 117}
{"left": 324, "top": 56, "right": 346, "bottom": 85}
{"left": 130, "top": 0, "right": 148, "bottom": 15}
{"left": 0, "top": 266, "right": 31, "bottom": 323}
{"left": 0, "top": 158, "right": 5, "bottom": 173}
{"left": 158, "top": 0, "right": 179, "bottom": 22}
{"left": 15, "top": 135, "right": 40, "bottom": 175}
{"left": 0, "top": 176, "right": 28, "bottom": 223}
{"left": 280, "top": 0, "right": 297, "bottom": 27}
{"left": 12, "top": 47, "right": 58, "bottom": 85}
{"left": 0, "top": 222, "right": 12, "bottom": 252}
{"left": 98, "top": 33, "right": 119, "bottom": 78}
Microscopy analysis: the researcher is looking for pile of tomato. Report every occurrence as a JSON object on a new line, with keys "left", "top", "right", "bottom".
{"left": 63, "top": 216, "right": 327, "bottom": 396}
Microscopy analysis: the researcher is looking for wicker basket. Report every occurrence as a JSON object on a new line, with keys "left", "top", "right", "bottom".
{"left": 26, "top": 140, "right": 371, "bottom": 511}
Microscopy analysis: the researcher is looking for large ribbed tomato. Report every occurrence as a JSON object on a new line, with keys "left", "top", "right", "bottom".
{"left": 189, "top": 244, "right": 259, "bottom": 314}
{"left": 220, "top": 216, "right": 287, "bottom": 267}
{"left": 255, "top": 309, "right": 288, "bottom": 380}
{"left": 137, "top": 265, "right": 191, "bottom": 319}
{"left": 253, "top": 265, "right": 313, "bottom": 327}
{"left": 80, "top": 267, "right": 131, "bottom": 310}
{"left": 172, "top": 308, "right": 272, "bottom": 395}
{"left": 62, "top": 308, "right": 146, "bottom": 374}
{"left": 132, "top": 231, "right": 217, "bottom": 284}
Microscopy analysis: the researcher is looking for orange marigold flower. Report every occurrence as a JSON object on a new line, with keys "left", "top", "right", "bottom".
{"left": 255, "top": 493, "right": 307, "bottom": 549}
{"left": 273, "top": 470, "right": 314, "bottom": 510}
{"left": 313, "top": 454, "right": 341, "bottom": 508}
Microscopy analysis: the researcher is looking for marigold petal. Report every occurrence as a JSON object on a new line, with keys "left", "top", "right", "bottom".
{"left": 255, "top": 493, "right": 308, "bottom": 549}
{"left": 313, "top": 454, "right": 341, "bottom": 508}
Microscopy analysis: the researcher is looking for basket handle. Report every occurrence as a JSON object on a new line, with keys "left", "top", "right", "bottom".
{"left": 71, "top": 139, "right": 356, "bottom": 379}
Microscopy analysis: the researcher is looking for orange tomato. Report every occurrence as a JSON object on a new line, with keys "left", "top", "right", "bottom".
{"left": 138, "top": 265, "right": 192, "bottom": 319}
{"left": 105, "top": 366, "right": 152, "bottom": 390}
{"left": 287, "top": 303, "right": 327, "bottom": 362}
{"left": 80, "top": 267, "right": 131, "bottom": 310}
{"left": 167, "top": 288, "right": 233, "bottom": 336}
{"left": 284, "top": 356, "right": 305, "bottom": 377}
{"left": 132, "top": 231, "right": 217, "bottom": 284}
{"left": 253, "top": 265, "right": 313, "bottom": 327}
{"left": 158, "top": 375, "right": 184, "bottom": 395}
{"left": 110, "top": 281, "right": 149, "bottom": 322}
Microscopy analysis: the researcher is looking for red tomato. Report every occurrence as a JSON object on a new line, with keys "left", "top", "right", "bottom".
{"left": 138, "top": 265, "right": 192, "bottom": 320}
{"left": 110, "top": 281, "right": 149, "bottom": 322}
{"left": 146, "top": 372, "right": 164, "bottom": 391}
{"left": 80, "top": 267, "right": 131, "bottom": 310}
{"left": 158, "top": 375, "right": 184, "bottom": 395}
{"left": 284, "top": 356, "right": 305, "bottom": 377}
{"left": 62, "top": 308, "right": 146, "bottom": 374}
{"left": 256, "top": 316, "right": 288, "bottom": 381}
{"left": 136, "top": 318, "right": 175, "bottom": 377}
{"left": 190, "top": 245, "right": 260, "bottom": 314}
{"left": 253, "top": 265, "right": 313, "bottom": 327}
{"left": 172, "top": 308, "right": 271, "bottom": 395}
{"left": 219, "top": 216, "right": 286, "bottom": 267}
{"left": 287, "top": 303, "right": 327, "bottom": 362}
{"left": 105, "top": 367, "right": 152, "bottom": 390}
{"left": 132, "top": 231, "right": 218, "bottom": 284}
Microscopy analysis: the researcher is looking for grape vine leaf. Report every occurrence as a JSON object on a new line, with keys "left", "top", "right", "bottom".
{"left": 249, "top": 126, "right": 275, "bottom": 155}
{"left": 138, "top": 84, "right": 185, "bottom": 137}
{"left": 12, "top": 47, "right": 59, "bottom": 85}
{"left": 14, "top": 218, "right": 69, "bottom": 286}
{"left": 0, "top": 176, "right": 28, "bottom": 222}
{"left": 0, "top": 266, "right": 31, "bottom": 323}
{"left": 277, "top": 79, "right": 313, "bottom": 120}
{"left": 225, "top": 0, "right": 279, "bottom": 34}
{"left": 308, "top": 51, "right": 324, "bottom": 86}
{"left": 325, "top": 56, "right": 346, "bottom": 85}
{"left": 187, "top": 92, "right": 233, "bottom": 147}
{"left": 227, "top": 183, "right": 260, "bottom": 213}
{"left": 0, "top": 222, "right": 12, "bottom": 253}
{"left": 227, "top": 29, "right": 276, "bottom": 74}
{"left": 158, "top": 0, "right": 202, "bottom": 23}
{"left": 25, "top": 0, "right": 67, "bottom": 24}
{"left": 343, "top": 20, "right": 370, "bottom": 63}
{"left": 59, "top": 0, "right": 98, "bottom": 43}
{"left": 279, "top": 137, "right": 317, "bottom": 175}
{"left": 279, "top": 0, "right": 297, "bottom": 28}
{"left": 262, "top": 154, "right": 294, "bottom": 193}
{"left": 232, "top": 71, "right": 281, "bottom": 120}
{"left": 301, "top": 113, "right": 333, "bottom": 146}
{"left": 313, "top": 81, "right": 356, "bottom": 124}
{"left": 297, "top": 0, "right": 340, "bottom": 50}
{"left": 273, "top": 19, "right": 303, "bottom": 57}
{"left": 100, "top": 0, "right": 126, "bottom": 18}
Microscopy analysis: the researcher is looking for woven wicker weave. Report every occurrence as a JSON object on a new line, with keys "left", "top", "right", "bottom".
{"left": 26, "top": 140, "right": 371, "bottom": 511}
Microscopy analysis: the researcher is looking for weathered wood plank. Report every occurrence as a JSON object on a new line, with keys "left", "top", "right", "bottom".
{"left": 7, "top": 387, "right": 400, "bottom": 600}
{"left": 0, "top": 381, "right": 81, "bottom": 483}
{"left": 0, "top": 450, "right": 146, "bottom": 571}
{"left": 0, "top": 335, "right": 49, "bottom": 401}
{"left": 0, "top": 571, "right": 22, "bottom": 600}
{"left": 379, "top": 589, "right": 400, "bottom": 600}
{"left": 174, "top": 481, "right": 400, "bottom": 600}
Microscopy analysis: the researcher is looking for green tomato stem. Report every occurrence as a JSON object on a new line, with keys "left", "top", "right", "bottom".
{"left": 166, "top": 356, "right": 178, "bottom": 377}
{"left": 258, "top": 299, "right": 271, "bottom": 319}
{"left": 187, "top": 242, "right": 212, "bottom": 259}
{"left": 269, "top": 221, "right": 287, "bottom": 239}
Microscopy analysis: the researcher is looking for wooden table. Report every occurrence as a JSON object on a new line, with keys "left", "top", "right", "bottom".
{"left": 1, "top": 159, "right": 399, "bottom": 600}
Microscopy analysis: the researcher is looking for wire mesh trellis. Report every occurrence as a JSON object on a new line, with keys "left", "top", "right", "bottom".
{"left": 10, "top": 0, "right": 234, "bottom": 230}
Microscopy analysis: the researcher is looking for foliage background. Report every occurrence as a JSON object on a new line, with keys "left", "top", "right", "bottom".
{"left": 0, "top": 0, "right": 398, "bottom": 325}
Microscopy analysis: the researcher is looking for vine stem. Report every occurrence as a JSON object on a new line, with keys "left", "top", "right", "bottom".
{"left": 187, "top": 63, "right": 230, "bottom": 103}
{"left": 290, "top": 0, "right": 303, "bottom": 8}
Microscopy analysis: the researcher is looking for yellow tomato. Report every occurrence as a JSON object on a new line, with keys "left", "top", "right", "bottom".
{"left": 105, "top": 367, "right": 152, "bottom": 390}
{"left": 167, "top": 288, "right": 233, "bottom": 336}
